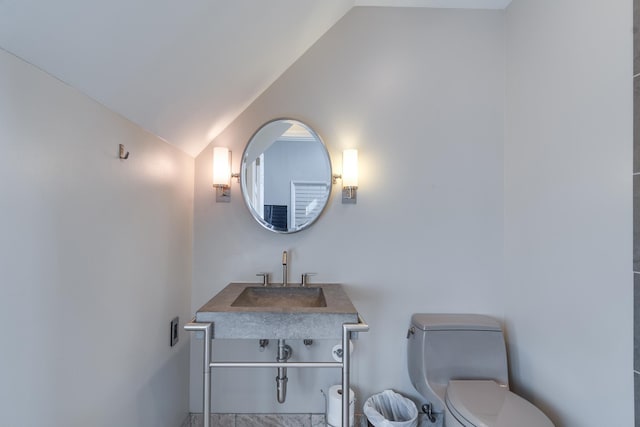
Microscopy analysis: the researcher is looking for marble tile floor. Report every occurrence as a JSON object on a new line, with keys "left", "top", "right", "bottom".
{"left": 182, "top": 413, "right": 443, "bottom": 427}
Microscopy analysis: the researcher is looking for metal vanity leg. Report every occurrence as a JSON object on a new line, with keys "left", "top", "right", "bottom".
{"left": 342, "top": 326, "right": 351, "bottom": 427}
{"left": 185, "top": 321, "right": 213, "bottom": 427}
{"left": 342, "top": 315, "right": 370, "bottom": 427}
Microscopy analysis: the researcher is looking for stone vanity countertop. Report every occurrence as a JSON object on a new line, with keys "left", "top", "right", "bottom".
{"left": 197, "top": 282, "right": 358, "bottom": 314}
{"left": 195, "top": 283, "right": 359, "bottom": 339}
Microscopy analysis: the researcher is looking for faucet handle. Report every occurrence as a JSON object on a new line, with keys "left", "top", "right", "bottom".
{"left": 256, "top": 272, "right": 270, "bottom": 286}
{"left": 301, "top": 273, "right": 316, "bottom": 287}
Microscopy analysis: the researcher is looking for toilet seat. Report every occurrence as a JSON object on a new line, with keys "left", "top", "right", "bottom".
{"left": 445, "top": 380, "right": 553, "bottom": 427}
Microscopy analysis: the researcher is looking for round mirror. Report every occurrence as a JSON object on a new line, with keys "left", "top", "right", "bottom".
{"left": 240, "top": 119, "right": 332, "bottom": 233}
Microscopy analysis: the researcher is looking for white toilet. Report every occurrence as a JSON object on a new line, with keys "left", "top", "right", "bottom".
{"left": 406, "top": 314, "right": 554, "bottom": 427}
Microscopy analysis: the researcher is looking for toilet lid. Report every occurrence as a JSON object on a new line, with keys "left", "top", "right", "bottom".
{"left": 445, "top": 380, "right": 554, "bottom": 427}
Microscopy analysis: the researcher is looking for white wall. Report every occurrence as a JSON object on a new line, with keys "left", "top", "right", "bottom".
{"left": 504, "top": 0, "right": 633, "bottom": 425}
{"left": 192, "top": 7, "right": 505, "bottom": 414}
{"left": 0, "top": 49, "right": 194, "bottom": 427}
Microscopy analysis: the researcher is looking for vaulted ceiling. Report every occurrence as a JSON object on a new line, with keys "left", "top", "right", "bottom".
{"left": 0, "top": 0, "right": 511, "bottom": 156}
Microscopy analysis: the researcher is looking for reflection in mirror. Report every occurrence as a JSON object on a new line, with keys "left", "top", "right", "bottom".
{"left": 240, "top": 119, "right": 332, "bottom": 233}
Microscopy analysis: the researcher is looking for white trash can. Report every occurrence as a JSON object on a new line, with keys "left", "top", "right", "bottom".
{"left": 363, "top": 390, "right": 418, "bottom": 427}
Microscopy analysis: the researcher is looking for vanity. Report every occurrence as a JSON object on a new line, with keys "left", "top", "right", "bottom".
{"left": 186, "top": 119, "right": 367, "bottom": 427}
{"left": 186, "top": 282, "right": 368, "bottom": 427}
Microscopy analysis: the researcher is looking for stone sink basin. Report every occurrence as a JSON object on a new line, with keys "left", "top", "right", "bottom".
{"left": 195, "top": 283, "right": 358, "bottom": 339}
{"left": 231, "top": 286, "right": 327, "bottom": 308}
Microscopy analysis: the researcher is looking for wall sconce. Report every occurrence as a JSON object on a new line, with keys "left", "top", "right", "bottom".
{"left": 212, "top": 147, "right": 239, "bottom": 203}
{"left": 333, "top": 149, "right": 358, "bottom": 204}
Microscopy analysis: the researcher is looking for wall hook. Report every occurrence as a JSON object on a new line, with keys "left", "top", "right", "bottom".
{"left": 119, "top": 144, "right": 130, "bottom": 160}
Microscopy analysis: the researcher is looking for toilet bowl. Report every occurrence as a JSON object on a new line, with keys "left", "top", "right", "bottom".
{"left": 406, "top": 314, "right": 553, "bottom": 427}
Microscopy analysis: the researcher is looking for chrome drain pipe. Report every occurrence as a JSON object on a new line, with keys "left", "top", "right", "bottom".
{"left": 276, "top": 339, "right": 292, "bottom": 403}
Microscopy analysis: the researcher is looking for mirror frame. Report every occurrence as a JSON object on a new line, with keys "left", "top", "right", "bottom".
{"left": 240, "top": 118, "right": 333, "bottom": 234}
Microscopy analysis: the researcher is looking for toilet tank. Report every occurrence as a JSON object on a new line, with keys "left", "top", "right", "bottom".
{"left": 407, "top": 314, "right": 509, "bottom": 413}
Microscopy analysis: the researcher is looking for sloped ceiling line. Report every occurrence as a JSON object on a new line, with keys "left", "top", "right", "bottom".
{"left": 0, "top": 0, "right": 510, "bottom": 157}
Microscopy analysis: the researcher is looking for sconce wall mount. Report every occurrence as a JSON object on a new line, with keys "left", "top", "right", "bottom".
{"left": 212, "top": 146, "right": 239, "bottom": 203}
{"left": 333, "top": 149, "right": 358, "bottom": 204}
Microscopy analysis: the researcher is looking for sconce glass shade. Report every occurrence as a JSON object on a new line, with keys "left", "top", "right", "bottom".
{"left": 212, "top": 146, "right": 231, "bottom": 187}
{"left": 342, "top": 149, "right": 358, "bottom": 188}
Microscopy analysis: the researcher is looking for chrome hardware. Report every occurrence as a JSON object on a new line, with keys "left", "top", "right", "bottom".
{"left": 333, "top": 346, "right": 344, "bottom": 359}
{"left": 281, "top": 251, "right": 288, "bottom": 287}
{"left": 303, "top": 339, "right": 313, "bottom": 346}
{"left": 118, "top": 144, "right": 129, "bottom": 160}
{"left": 276, "top": 340, "right": 293, "bottom": 403}
{"left": 278, "top": 342, "right": 292, "bottom": 361}
{"left": 422, "top": 403, "right": 437, "bottom": 423}
{"left": 301, "top": 272, "right": 316, "bottom": 287}
{"left": 406, "top": 326, "right": 415, "bottom": 339}
{"left": 256, "top": 272, "right": 270, "bottom": 286}
{"left": 259, "top": 339, "right": 269, "bottom": 351}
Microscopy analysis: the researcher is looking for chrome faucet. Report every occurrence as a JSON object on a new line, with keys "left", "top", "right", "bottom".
{"left": 256, "top": 272, "right": 270, "bottom": 287}
{"left": 281, "top": 250, "right": 288, "bottom": 287}
{"left": 300, "top": 273, "right": 316, "bottom": 287}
